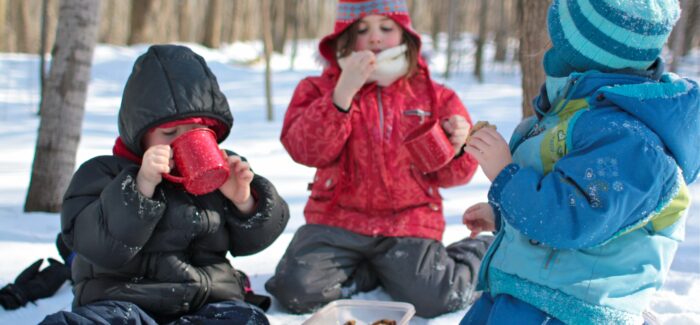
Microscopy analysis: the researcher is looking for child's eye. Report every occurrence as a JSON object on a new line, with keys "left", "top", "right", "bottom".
{"left": 381, "top": 26, "right": 394, "bottom": 32}
{"left": 161, "top": 129, "right": 177, "bottom": 136}
{"left": 357, "top": 28, "right": 368, "bottom": 34}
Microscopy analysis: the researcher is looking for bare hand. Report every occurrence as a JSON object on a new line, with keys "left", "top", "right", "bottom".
{"left": 463, "top": 202, "right": 496, "bottom": 238}
{"left": 219, "top": 152, "right": 255, "bottom": 214}
{"left": 464, "top": 127, "right": 512, "bottom": 181}
{"left": 137, "top": 145, "right": 172, "bottom": 198}
{"left": 333, "top": 51, "right": 376, "bottom": 110}
{"left": 441, "top": 115, "right": 470, "bottom": 155}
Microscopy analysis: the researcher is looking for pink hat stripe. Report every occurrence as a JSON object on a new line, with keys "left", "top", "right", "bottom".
{"left": 337, "top": 0, "right": 409, "bottom": 22}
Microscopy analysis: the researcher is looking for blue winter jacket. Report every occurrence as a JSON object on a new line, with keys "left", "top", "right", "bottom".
{"left": 478, "top": 66, "right": 699, "bottom": 324}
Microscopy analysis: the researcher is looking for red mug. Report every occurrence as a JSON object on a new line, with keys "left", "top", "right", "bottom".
{"left": 162, "top": 128, "right": 230, "bottom": 195}
{"left": 404, "top": 119, "right": 456, "bottom": 173}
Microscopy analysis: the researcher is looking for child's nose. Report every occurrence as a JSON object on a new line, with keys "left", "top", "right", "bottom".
{"left": 368, "top": 31, "right": 381, "bottom": 44}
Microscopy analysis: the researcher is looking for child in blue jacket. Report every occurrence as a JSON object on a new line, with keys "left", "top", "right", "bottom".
{"left": 460, "top": 0, "right": 699, "bottom": 324}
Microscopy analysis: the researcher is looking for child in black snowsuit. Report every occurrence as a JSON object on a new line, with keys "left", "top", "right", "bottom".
{"left": 40, "top": 45, "right": 289, "bottom": 324}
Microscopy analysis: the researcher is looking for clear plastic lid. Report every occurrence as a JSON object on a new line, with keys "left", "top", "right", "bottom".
{"left": 302, "top": 299, "right": 416, "bottom": 325}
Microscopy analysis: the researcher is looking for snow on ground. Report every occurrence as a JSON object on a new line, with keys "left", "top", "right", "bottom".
{"left": 0, "top": 40, "right": 698, "bottom": 324}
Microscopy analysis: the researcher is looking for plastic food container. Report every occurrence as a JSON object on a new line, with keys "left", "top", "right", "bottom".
{"left": 302, "top": 299, "right": 416, "bottom": 325}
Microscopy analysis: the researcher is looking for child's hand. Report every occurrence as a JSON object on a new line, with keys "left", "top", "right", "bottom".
{"left": 465, "top": 127, "right": 513, "bottom": 181}
{"left": 219, "top": 152, "right": 255, "bottom": 214}
{"left": 333, "top": 51, "right": 376, "bottom": 110}
{"left": 441, "top": 115, "right": 470, "bottom": 155}
{"left": 463, "top": 202, "right": 496, "bottom": 238}
{"left": 137, "top": 144, "right": 172, "bottom": 198}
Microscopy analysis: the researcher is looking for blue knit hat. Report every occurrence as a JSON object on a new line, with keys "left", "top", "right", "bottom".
{"left": 544, "top": 0, "right": 680, "bottom": 77}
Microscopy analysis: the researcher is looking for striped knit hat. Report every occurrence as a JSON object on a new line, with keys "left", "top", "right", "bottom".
{"left": 319, "top": 0, "right": 420, "bottom": 66}
{"left": 544, "top": 0, "right": 680, "bottom": 77}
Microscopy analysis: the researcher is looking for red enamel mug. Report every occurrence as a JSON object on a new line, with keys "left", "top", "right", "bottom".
{"left": 404, "top": 119, "right": 455, "bottom": 173}
{"left": 162, "top": 128, "right": 230, "bottom": 195}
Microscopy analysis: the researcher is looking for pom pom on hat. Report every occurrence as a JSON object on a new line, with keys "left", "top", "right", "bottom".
{"left": 544, "top": 0, "right": 680, "bottom": 77}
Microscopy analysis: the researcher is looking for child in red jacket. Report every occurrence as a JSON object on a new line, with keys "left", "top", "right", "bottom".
{"left": 266, "top": 0, "right": 491, "bottom": 318}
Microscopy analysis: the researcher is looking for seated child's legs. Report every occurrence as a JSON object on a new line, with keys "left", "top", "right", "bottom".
{"left": 370, "top": 236, "right": 491, "bottom": 318}
{"left": 176, "top": 300, "right": 268, "bottom": 324}
{"left": 40, "top": 300, "right": 156, "bottom": 325}
{"left": 460, "top": 292, "right": 495, "bottom": 325}
{"left": 460, "top": 293, "right": 565, "bottom": 325}
{"left": 265, "top": 224, "right": 378, "bottom": 313}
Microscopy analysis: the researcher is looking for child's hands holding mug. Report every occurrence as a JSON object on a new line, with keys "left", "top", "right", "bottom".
{"left": 463, "top": 202, "right": 496, "bottom": 238}
{"left": 441, "top": 115, "right": 471, "bottom": 155}
{"left": 219, "top": 153, "right": 255, "bottom": 214}
{"left": 137, "top": 144, "right": 172, "bottom": 198}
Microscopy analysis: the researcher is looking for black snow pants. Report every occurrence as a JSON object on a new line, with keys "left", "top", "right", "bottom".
{"left": 265, "top": 224, "right": 493, "bottom": 318}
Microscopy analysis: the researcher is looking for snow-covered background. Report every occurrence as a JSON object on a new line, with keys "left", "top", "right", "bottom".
{"left": 0, "top": 39, "right": 698, "bottom": 324}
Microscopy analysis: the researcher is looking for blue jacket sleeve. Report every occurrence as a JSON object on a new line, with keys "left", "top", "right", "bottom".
{"left": 488, "top": 111, "right": 678, "bottom": 249}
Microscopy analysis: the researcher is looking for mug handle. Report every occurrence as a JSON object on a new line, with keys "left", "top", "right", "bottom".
{"left": 162, "top": 173, "right": 184, "bottom": 184}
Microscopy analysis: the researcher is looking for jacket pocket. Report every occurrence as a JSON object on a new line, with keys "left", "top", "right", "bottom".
{"left": 308, "top": 167, "right": 339, "bottom": 201}
{"left": 409, "top": 164, "right": 439, "bottom": 199}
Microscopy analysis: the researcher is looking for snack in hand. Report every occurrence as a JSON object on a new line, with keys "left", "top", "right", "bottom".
{"left": 466, "top": 121, "right": 496, "bottom": 144}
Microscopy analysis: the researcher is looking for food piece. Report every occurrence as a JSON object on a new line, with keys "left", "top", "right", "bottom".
{"left": 371, "top": 319, "right": 397, "bottom": 325}
{"left": 466, "top": 121, "right": 496, "bottom": 143}
{"left": 343, "top": 320, "right": 356, "bottom": 325}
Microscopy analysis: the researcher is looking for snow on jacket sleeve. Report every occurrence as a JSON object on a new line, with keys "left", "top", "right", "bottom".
{"left": 280, "top": 77, "right": 354, "bottom": 167}
{"left": 488, "top": 110, "right": 678, "bottom": 249}
{"left": 225, "top": 174, "right": 290, "bottom": 256}
{"left": 433, "top": 86, "right": 479, "bottom": 188}
{"left": 60, "top": 156, "right": 166, "bottom": 269}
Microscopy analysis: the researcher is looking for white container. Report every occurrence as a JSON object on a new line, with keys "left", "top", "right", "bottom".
{"left": 302, "top": 299, "right": 416, "bottom": 325}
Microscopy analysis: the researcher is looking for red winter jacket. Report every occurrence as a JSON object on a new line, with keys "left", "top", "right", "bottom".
{"left": 281, "top": 66, "right": 477, "bottom": 241}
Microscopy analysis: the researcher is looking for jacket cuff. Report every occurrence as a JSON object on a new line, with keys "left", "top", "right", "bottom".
{"left": 487, "top": 164, "right": 519, "bottom": 225}
{"left": 333, "top": 102, "right": 351, "bottom": 113}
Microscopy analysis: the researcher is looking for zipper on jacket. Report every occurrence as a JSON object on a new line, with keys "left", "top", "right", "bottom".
{"left": 544, "top": 249, "right": 558, "bottom": 269}
{"left": 377, "top": 87, "right": 384, "bottom": 135}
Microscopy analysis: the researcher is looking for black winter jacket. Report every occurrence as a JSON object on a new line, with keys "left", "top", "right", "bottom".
{"left": 59, "top": 45, "right": 289, "bottom": 317}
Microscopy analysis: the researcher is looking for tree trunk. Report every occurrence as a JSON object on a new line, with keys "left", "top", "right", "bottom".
{"left": 518, "top": 0, "right": 549, "bottom": 119}
{"left": 203, "top": 0, "right": 222, "bottom": 48}
{"left": 271, "top": 0, "right": 289, "bottom": 53}
{"left": 493, "top": 0, "right": 509, "bottom": 62}
{"left": 444, "top": 0, "right": 459, "bottom": 79}
{"left": 25, "top": 0, "right": 101, "bottom": 212}
{"left": 128, "top": 0, "right": 157, "bottom": 45}
{"left": 289, "top": 0, "right": 299, "bottom": 70}
{"left": 178, "top": 0, "right": 192, "bottom": 42}
{"left": 669, "top": 0, "right": 689, "bottom": 72}
{"left": 261, "top": 0, "right": 274, "bottom": 121}
{"left": 473, "top": 0, "right": 489, "bottom": 82}
{"left": 681, "top": 0, "right": 699, "bottom": 57}
{"left": 39, "top": 0, "right": 49, "bottom": 115}
{"left": 15, "top": 0, "right": 35, "bottom": 53}
{"left": 0, "top": 0, "right": 6, "bottom": 52}
{"left": 430, "top": 0, "right": 443, "bottom": 51}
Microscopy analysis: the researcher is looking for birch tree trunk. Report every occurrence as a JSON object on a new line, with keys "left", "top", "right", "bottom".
{"left": 519, "top": 0, "right": 549, "bottom": 119}
{"left": 25, "top": 0, "right": 101, "bottom": 212}
{"left": 261, "top": 0, "right": 274, "bottom": 121}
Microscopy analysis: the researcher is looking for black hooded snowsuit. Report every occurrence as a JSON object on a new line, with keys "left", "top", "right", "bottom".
{"left": 57, "top": 45, "right": 289, "bottom": 320}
